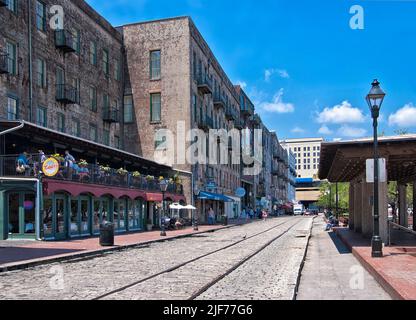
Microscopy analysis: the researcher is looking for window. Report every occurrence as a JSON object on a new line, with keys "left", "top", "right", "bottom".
{"left": 103, "top": 129, "right": 110, "bottom": 146}
{"left": 36, "top": 58, "right": 46, "bottom": 88}
{"left": 57, "top": 113, "right": 65, "bottom": 133}
{"left": 114, "top": 135, "right": 120, "bottom": 149}
{"left": 6, "top": 0, "right": 17, "bottom": 13}
{"left": 114, "top": 60, "right": 120, "bottom": 81}
{"left": 7, "top": 97, "right": 18, "bottom": 120}
{"left": 150, "top": 50, "right": 161, "bottom": 80}
{"left": 124, "top": 95, "right": 133, "bottom": 123}
{"left": 37, "top": 106, "right": 47, "bottom": 127}
{"left": 6, "top": 41, "right": 17, "bottom": 75}
{"left": 36, "top": 1, "right": 46, "bottom": 31}
{"left": 89, "top": 124, "right": 97, "bottom": 142}
{"left": 102, "top": 49, "right": 109, "bottom": 75}
{"left": 150, "top": 93, "right": 161, "bottom": 123}
{"left": 72, "top": 118, "right": 81, "bottom": 137}
{"left": 155, "top": 136, "right": 166, "bottom": 149}
{"left": 73, "top": 29, "right": 81, "bottom": 54}
{"left": 90, "top": 41, "right": 97, "bottom": 66}
{"left": 89, "top": 87, "right": 97, "bottom": 112}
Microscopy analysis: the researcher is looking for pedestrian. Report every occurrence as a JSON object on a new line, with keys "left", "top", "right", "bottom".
{"left": 262, "top": 210, "right": 268, "bottom": 222}
{"left": 64, "top": 150, "right": 76, "bottom": 168}
{"left": 249, "top": 208, "right": 254, "bottom": 220}
{"left": 208, "top": 207, "right": 215, "bottom": 225}
{"left": 241, "top": 208, "right": 246, "bottom": 220}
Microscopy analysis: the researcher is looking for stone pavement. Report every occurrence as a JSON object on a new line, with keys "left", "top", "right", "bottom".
{"left": 0, "top": 224, "right": 231, "bottom": 271}
{"left": 334, "top": 227, "right": 416, "bottom": 300}
{"left": 296, "top": 216, "right": 391, "bottom": 300}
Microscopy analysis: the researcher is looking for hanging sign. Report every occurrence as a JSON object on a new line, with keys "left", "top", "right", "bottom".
{"left": 42, "top": 158, "right": 60, "bottom": 177}
{"left": 366, "top": 159, "right": 387, "bottom": 183}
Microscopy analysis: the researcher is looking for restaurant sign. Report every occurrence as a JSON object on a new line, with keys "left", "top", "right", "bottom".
{"left": 42, "top": 158, "right": 60, "bottom": 177}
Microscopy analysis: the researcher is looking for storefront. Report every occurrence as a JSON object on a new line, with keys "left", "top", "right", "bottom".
{"left": 0, "top": 120, "right": 187, "bottom": 241}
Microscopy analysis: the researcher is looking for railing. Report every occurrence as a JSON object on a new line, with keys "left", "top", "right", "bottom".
{"left": 196, "top": 73, "right": 213, "bottom": 94}
{"left": 0, "top": 155, "right": 184, "bottom": 195}
{"left": 55, "top": 29, "right": 76, "bottom": 53}
{"left": 103, "top": 108, "right": 119, "bottom": 123}
{"left": 388, "top": 220, "right": 416, "bottom": 246}
{"left": 198, "top": 115, "right": 213, "bottom": 131}
{"left": 56, "top": 84, "right": 78, "bottom": 104}
{"left": 241, "top": 103, "right": 254, "bottom": 115}
{"left": 225, "top": 106, "right": 236, "bottom": 120}
{"left": 0, "top": 52, "right": 9, "bottom": 74}
{"left": 213, "top": 92, "right": 226, "bottom": 108}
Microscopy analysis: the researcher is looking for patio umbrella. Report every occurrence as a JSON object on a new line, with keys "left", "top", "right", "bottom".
{"left": 183, "top": 205, "right": 197, "bottom": 210}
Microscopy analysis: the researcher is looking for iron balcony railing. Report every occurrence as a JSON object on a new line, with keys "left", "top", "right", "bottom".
{"left": 225, "top": 106, "right": 237, "bottom": 121}
{"left": 213, "top": 92, "right": 226, "bottom": 109}
{"left": 241, "top": 102, "right": 254, "bottom": 116}
{"left": 197, "top": 73, "right": 213, "bottom": 95}
{"left": 55, "top": 29, "right": 77, "bottom": 53}
{"left": 0, "top": 155, "right": 184, "bottom": 195}
{"left": 197, "top": 115, "right": 214, "bottom": 131}
{"left": 0, "top": 52, "right": 9, "bottom": 74}
{"left": 56, "top": 84, "right": 78, "bottom": 104}
{"left": 103, "top": 107, "right": 119, "bottom": 123}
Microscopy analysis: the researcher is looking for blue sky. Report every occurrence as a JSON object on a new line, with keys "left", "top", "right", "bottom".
{"left": 87, "top": 0, "right": 416, "bottom": 141}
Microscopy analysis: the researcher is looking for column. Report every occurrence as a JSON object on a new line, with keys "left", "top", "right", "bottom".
{"left": 413, "top": 182, "right": 416, "bottom": 232}
{"left": 398, "top": 183, "right": 407, "bottom": 228}
{"left": 379, "top": 181, "right": 389, "bottom": 244}
{"left": 349, "top": 182, "right": 355, "bottom": 230}
{"left": 361, "top": 182, "right": 373, "bottom": 238}
{"left": 354, "top": 180, "right": 363, "bottom": 233}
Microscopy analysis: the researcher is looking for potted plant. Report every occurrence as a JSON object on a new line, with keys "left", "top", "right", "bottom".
{"left": 52, "top": 153, "right": 65, "bottom": 163}
{"left": 117, "top": 168, "right": 128, "bottom": 176}
{"left": 145, "top": 175, "right": 155, "bottom": 182}
{"left": 79, "top": 159, "right": 88, "bottom": 168}
{"left": 132, "top": 171, "right": 141, "bottom": 178}
{"left": 99, "top": 165, "right": 111, "bottom": 174}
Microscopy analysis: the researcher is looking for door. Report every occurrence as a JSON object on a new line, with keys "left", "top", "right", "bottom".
{"left": 7, "top": 193, "right": 36, "bottom": 239}
{"left": 54, "top": 195, "right": 67, "bottom": 240}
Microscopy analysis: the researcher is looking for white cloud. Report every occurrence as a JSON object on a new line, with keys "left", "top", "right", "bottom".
{"left": 292, "top": 127, "right": 305, "bottom": 134}
{"left": 235, "top": 80, "right": 247, "bottom": 89}
{"left": 388, "top": 104, "right": 416, "bottom": 127}
{"left": 317, "top": 101, "right": 365, "bottom": 124}
{"left": 333, "top": 138, "right": 342, "bottom": 142}
{"left": 337, "top": 125, "right": 367, "bottom": 138}
{"left": 260, "top": 88, "right": 295, "bottom": 114}
{"left": 318, "top": 125, "right": 333, "bottom": 135}
{"left": 264, "top": 69, "right": 290, "bottom": 82}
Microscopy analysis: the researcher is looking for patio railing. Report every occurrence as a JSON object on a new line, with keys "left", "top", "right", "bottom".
{"left": 0, "top": 155, "right": 184, "bottom": 195}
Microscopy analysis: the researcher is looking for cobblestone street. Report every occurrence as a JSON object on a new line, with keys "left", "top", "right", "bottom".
{"left": 0, "top": 217, "right": 313, "bottom": 300}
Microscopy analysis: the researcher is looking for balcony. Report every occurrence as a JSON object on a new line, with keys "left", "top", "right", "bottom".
{"left": 213, "top": 92, "right": 226, "bottom": 109}
{"left": 197, "top": 115, "right": 214, "bottom": 132}
{"left": 234, "top": 118, "right": 244, "bottom": 130}
{"left": 250, "top": 114, "right": 261, "bottom": 126}
{"left": 225, "top": 106, "right": 236, "bottom": 121}
{"left": 0, "top": 52, "right": 9, "bottom": 74}
{"left": 103, "top": 107, "right": 119, "bottom": 123}
{"left": 0, "top": 0, "right": 6, "bottom": 7}
{"left": 55, "top": 29, "right": 76, "bottom": 54}
{"left": 197, "top": 74, "right": 213, "bottom": 95}
{"left": 241, "top": 102, "right": 254, "bottom": 116}
{"left": 56, "top": 84, "right": 78, "bottom": 104}
{"left": 0, "top": 155, "right": 184, "bottom": 195}
{"left": 272, "top": 164, "right": 279, "bottom": 176}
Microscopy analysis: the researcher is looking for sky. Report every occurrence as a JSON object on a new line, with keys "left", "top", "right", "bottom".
{"left": 86, "top": 0, "right": 416, "bottom": 141}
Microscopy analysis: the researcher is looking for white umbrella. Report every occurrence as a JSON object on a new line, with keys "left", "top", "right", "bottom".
{"left": 183, "top": 205, "right": 197, "bottom": 210}
{"left": 169, "top": 203, "right": 185, "bottom": 210}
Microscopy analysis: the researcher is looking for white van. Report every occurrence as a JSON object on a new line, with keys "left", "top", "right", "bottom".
{"left": 294, "top": 205, "right": 304, "bottom": 216}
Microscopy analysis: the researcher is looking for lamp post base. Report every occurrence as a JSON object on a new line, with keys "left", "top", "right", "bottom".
{"left": 371, "top": 236, "right": 383, "bottom": 258}
{"left": 160, "top": 230, "right": 167, "bottom": 237}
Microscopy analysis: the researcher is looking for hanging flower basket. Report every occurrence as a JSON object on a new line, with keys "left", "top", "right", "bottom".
{"left": 117, "top": 168, "right": 128, "bottom": 176}
{"left": 79, "top": 159, "right": 88, "bottom": 168}
{"left": 100, "top": 165, "right": 111, "bottom": 173}
{"left": 132, "top": 171, "right": 141, "bottom": 178}
{"left": 146, "top": 175, "right": 155, "bottom": 182}
{"left": 52, "top": 153, "right": 65, "bottom": 163}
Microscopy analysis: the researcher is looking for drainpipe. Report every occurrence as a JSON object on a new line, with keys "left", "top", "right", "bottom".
{"left": 35, "top": 178, "right": 41, "bottom": 240}
{"left": 0, "top": 121, "right": 24, "bottom": 137}
{"left": 27, "top": 0, "right": 33, "bottom": 122}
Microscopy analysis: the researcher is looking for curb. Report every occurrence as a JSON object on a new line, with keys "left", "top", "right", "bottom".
{"left": 0, "top": 224, "right": 240, "bottom": 274}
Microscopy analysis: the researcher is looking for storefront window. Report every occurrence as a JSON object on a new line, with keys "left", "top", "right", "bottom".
{"left": 93, "top": 200, "right": 101, "bottom": 234}
{"left": 43, "top": 198, "right": 53, "bottom": 238}
{"left": 119, "top": 200, "right": 126, "bottom": 231}
{"left": 55, "top": 198, "right": 65, "bottom": 235}
{"left": 128, "top": 200, "right": 134, "bottom": 229}
{"left": 80, "top": 198, "right": 89, "bottom": 234}
{"left": 70, "top": 199, "right": 79, "bottom": 235}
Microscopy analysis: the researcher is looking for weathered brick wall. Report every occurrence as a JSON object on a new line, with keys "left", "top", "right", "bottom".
{"left": 0, "top": 0, "right": 125, "bottom": 150}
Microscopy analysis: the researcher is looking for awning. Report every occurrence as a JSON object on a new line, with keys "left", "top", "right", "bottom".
{"left": 198, "top": 191, "right": 235, "bottom": 203}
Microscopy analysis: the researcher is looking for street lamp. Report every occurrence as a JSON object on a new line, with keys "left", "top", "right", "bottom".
{"left": 159, "top": 179, "right": 169, "bottom": 237}
{"left": 366, "top": 79, "right": 386, "bottom": 258}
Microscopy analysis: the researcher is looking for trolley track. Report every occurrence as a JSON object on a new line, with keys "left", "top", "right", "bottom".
{"left": 92, "top": 217, "right": 305, "bottom": 301}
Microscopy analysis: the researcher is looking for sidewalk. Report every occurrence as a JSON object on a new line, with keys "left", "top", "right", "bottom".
{"left": 334, "top": 227, "right": 416, "bottom": 300}
{"left": 0, "top": 223, "right": 237, "bottom": 272}
{"left": 296, "top": 216, "right": 391, "bottom": 300}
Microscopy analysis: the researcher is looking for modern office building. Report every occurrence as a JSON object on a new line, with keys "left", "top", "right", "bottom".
{"left": 282, "top": 138, "right": 323, "bottom": 179}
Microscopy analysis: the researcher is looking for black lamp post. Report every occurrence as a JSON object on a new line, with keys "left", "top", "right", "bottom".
{"left": 159, "top": 179, "right": 168, "bottom": 237}
{"left": 366, "top": 79, "right": 386, "bottom": 258}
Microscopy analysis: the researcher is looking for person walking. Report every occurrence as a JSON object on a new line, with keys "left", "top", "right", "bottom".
{"left": 262, "top": 210, "right": 268, "bottom": 222}
{"left": 208, "top": 207, "right": 215, "bottom": 225}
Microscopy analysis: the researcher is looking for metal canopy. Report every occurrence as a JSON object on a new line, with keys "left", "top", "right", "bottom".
{"left": 319, "top": 135, "right": 416, "bottom": 183}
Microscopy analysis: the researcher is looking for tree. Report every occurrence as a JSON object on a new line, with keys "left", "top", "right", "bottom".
{"left": 317, "top": 181, "right": 350, "bottom": 213}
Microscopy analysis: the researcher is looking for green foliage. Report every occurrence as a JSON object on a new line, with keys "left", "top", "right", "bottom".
{"left": 317, "top": 181, "right": 350, "bottom": 212}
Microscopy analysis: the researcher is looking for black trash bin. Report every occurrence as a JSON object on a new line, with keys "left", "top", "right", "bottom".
{"left": 100, "top": 222, "right": 114, "bottom": 246}
{"left": 222, "top": 215, "right": 228, "bottom": 226}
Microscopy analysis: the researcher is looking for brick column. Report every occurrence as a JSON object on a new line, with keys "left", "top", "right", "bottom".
{"left": 354, "top": 180, "right": 363, "bottom": 233}
{"left": 361, "top": 182, "right": 373, "bottom": 238}
{"left": 349, "top": 182, "right": 355, "bottom": 230}
{"left": 398, "top": 183, "right": 407, "bottom": 227}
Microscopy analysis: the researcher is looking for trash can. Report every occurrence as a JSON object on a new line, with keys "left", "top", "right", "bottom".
{"left": 99, "top": 222, "right": 114, "bottom": 246}
{"left": 222, "top": 215, "right": 228, "bottom": 226}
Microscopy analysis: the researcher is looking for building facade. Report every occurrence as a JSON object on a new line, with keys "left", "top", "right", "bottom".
{"left": 282, "top": 138, "right": 323, "bottom": 179}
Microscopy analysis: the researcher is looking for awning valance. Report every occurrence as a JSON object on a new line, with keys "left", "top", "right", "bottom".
{"left": 198, "top": 191, "right": 235, "bottom": 203}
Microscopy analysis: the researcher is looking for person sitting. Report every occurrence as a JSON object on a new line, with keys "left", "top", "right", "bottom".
{"left": 175, "top": 219, "right": 184, "bottom": 230}
{"left": 16, "top": 152, "right": 32, "bottom": 176}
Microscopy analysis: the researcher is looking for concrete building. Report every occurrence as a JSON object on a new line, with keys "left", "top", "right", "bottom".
{"left": 285, "top": 147, "right": 297, "bottom": 203}
{"left": 282, "top": 138, "right": 323, "bottom": 179}
{"left": 122, "top": 17, "right": 242, "bottom": 222}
